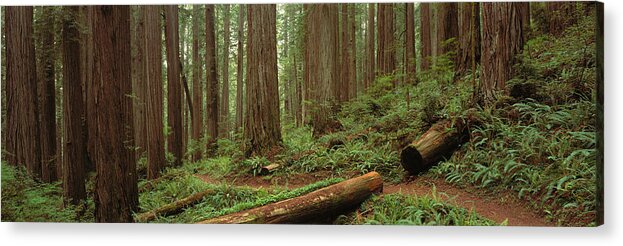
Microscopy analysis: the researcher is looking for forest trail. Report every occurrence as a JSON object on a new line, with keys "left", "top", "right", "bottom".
{"left": 195, "top": 171, "right": 551, "bottom": 226}
{"left": 384, "top": 176, "right": 552, "bottom": 226}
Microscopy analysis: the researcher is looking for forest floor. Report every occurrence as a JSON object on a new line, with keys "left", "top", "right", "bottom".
{"left": 195, "top": 171, "right": 550, "bottom": 226}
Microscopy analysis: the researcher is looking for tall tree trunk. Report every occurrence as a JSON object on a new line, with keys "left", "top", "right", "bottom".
{"left": 61, "top": 6, "right": 87, "bottom": 205}
{"left": 377, "top": 3, "right": 395, "bottom": 77}
{"left": 133, "top": 6, "right": 147, "bottom": 160}
{"left": 244, "top": 4, "right": 282, "bottom": 157}
{"left": 92, "top": 5, "right": 138, "bottom": 223}
{"left": 38, "top": 7, "right": 58, "bottom": 182}
{"left": 436, "top": 3, "right": 459, "bottom": 61}
{"left": 457, "top": 2, "right": 481, "bottom": 77}
{"left": 235, "top": 5, "right": 245, "bottom": 135}
{"left": 83, "top": 6, "right": 96, "bottom": 173}
{"left": 349, "top": 5, "right": 357, "bottom": 98}
{"left": 480, "top": 3, "right": 525, "bottom": 105}
{"left": 205, "top": 4, "right": 219, "bottom": 157}
{"left": 405, "top": 3, "right": 416, "bottom": 84}
{"left": 5, "top": 6, "right": 42, "bottom": 179}
{"left": 165, "top": 5, "right": 183, "bottom": 167}
{"left": 365, "top": 4, "right": 375, "bottom": 91}
{"left": 220, "top": 4, "right": 231, "bottom": 139}
{"left": 340, "top": 4, "right": 350, "bottom": 103}
{"left": 143, "top": 6, "right": 166, "bottom": 179}
{"left": 191, "top": 5, "right": 203, "bottom": 161}
{"left": 306, "top": 4, "right": 339, "bottom": 137}
{"left": 420, "top": 3, "right": 432, "bottom": 71}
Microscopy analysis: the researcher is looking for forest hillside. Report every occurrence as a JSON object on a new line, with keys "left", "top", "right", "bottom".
{"left": 1, "top": 2, "right": 601, "bottom": 226}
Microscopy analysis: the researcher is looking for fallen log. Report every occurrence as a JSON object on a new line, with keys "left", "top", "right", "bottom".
{"left": 135, "top": 189, "right": 215, "bottom": 222}
{"left": 400, "top": 119, "right": 468, "bottom": 174}
{"left": 197, "top": 172, "right": 383, "bottom": 224}
{"left": 259, "top": 163, "right": 280, "bottom": 175}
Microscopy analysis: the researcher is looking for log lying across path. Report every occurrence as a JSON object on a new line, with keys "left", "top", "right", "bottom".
{"left": 400, "top": 119, "right": 468, "bottom": 174}
{"left": 197, "top": 172, "right": 383, "bottom": 224}
{"left": 136, "top": 189, "right": 215, "bottom": 222}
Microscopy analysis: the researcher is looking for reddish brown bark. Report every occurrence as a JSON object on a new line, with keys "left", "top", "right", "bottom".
{"left": 220, "top": 5, "right": 231, "bottom": 139}
{"left": 405, "top": 3, "right": 416, "bottom": 84}
{"left": 165, "top": 5, "right": 183, "bottom": 167}
{"left": 436, "top": 3, "right": 459, "bottom": 60}
{"left": 235, "top": 5, "right": 245, "bottom": 134}
{"left": 91, "top": 5, "right": 138, "bottom": 222}
{"left": 5, "top": 6, "right": 42, "bottom": 179}
{"left": 376, "top": 3, "right": 395, "bottom": 77}
{"left": 365, "top": 4, "right": 375, "bottom": 90}
{"left": 191, "top": 5, "right": 203, "bottom": 161}
{"left": 244, "top": 4, "right": 282, "bottom": 156}
{"left": 38, "top": 7, "right": 58, "bottom": 182}
{"left": 61, "top": 6, "right": 87, "bottom": 205}
{"left": 457, "top": 2, "right": 481, "bottom": 77}
{"left": 143, "top": 6, "right": 166, "bottom": 179}
{"left": 480, "top": 3, "right": 525, "bottom": 105}
{"left": 205, "top": 4, "right": 219, "bottom": 157}
{"left": 420, "top": 3, "right": 432, "bottom": 71}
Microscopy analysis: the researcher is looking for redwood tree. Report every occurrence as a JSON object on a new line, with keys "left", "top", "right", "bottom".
{"left": 91, "top": 5, "right": 138, "bottom": 222}
{"left": 39, "top": 7, "right": 57, "bottom": 182}
{"left": 205, "top": 4, "right": 219, "bottom": 156}
{"left": 244, "top": 4, "right": 282, "bottom": 156}
{"left": 5, "top": 6, "right": 42, "bottom": 179}
{"left": 436, "top": 3, "right": 459, "bottom": 59}
{"left": 377, "top": 3, "right": 395, "bottom": 77}
{"left": 405, "top": 3, "right": 416, "bottom": 84}
{"left": 306, "top": 4, "right": 339, "bottom": 137}
{"left": 165, "top": 5, "right": 183, "bottom": 167}
{"left": 365, "top": 3, "right": 375, "bottom": 90}
{"left": 61, "top": 6, "right": 86, "bottom": 205}
{"left": 143, "top": 6, "right": 166, "bottom": 179}
{"left": 235, "top": 4, "right": 245, "bottom": 134}
{"left": 457, "top": 2, "right": 481, "bottom": 77}
{"left": 420, "top": 3, "right": 432, "bottom": 71}
{"left": 220, "top": 4, "right": 231, "bottom": 139}
{"left": 480, "top": 3, "right": 525, "bottom": 105}
{"left": 191, "top": 5, "right": 203, "bottom": 161}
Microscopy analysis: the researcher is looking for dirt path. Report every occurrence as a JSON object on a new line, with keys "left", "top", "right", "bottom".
{"left": 384, "top": 176, "right": 552, "bottom": 226}
{"left": 195, "top": 171, "right": 550, "bottom": 226}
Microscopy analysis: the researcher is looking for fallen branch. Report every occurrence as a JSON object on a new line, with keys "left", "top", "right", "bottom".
{"left": 197, "top": 172, "right": 383, "bottom": 224}
{"left": 135, "top": 189, "right": 215, "bottom": 222}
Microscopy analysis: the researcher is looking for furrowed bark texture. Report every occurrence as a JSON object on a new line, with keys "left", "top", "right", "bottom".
{"left": 205, "top": 4, "right": 219, "bottom": 156}
{"left": 39, "top": 7, "right": 58, "bottom": 182}
{"left": 92, "top": 5, "right": 138, "bottom": 222}
{"left": 165, "top": 5, "right": 183, "bottom": 167}
{"left": 191, "top": 5, "right": 204, "bottom": 161}
{"left": 244, "top": 4, "right": 282, "bottom": 157}
{"left": 457, "top": 2, "right": 481, "bottom": 76}
{"left": 420, "top": 3, "right": 432, "bottom": 71}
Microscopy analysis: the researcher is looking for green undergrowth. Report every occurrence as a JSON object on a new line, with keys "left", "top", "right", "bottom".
{"left": 430, "top": 15, "right": 598, "bottom": 226}
{"left": 337, "top": 191, "right": 500, "bottom": 226}
{"left": 1, "top": 162, "right": 94, "bottom": 222}
{"left": 142, "top": 173, "right": 344, "bottom": 223}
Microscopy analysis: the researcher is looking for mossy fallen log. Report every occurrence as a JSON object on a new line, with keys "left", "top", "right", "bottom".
{"left": 135, "top": 189, "right": 215, "bottom": 222}
{"left": 197, "top": 172, "right": 383, "bottom": 224}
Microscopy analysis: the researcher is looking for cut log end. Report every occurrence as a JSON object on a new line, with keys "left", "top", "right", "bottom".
{"left": 400, "top": 144, "right": 424, "bottom": 174}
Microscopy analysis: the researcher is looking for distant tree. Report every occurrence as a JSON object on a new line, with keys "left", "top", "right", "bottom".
{"left": 420, "top": 3, "right": 432, "bottom": 71}
{"left": 547, "top": 2, "right": 576, "bottom": 36}
{"left": 191, "top": 5, "right": 204, "bottom": 161}
{"left": 165, "top": 5, "right": 183, "bottom": 167}
{"left": 91, "top": 5, "right": 138, "bottom": 222}
{"left": 436, "top": 3, "right": 458, "bottom": 60}
{"left": 457, "top": 2, "right": 481, "bottom": 77}
{"left": 5, "top": 6, "right": 42, "bottom": 179}
{"left": 340, "top": 4, "right": 351, "bottom": 103}
{"left": 405, "top": 3, "right": 416, "bottom": 84}
{"left": 244, "top": 4, "right": 282, "bottom": 156}
{"left": 376, "top": 3, "right": 395, "bottom": 77}
{"left": 143, "top": 6, "right": 166, "bottom": 179}
{"left": 480, "top": 3, "right": 525, "bottom": 105}
{"left": 365, "top": 3, "right": 375, "bottom": 90}
{"left": 38, "top": 7, "right": 57, "bottom": 183}
{"left": 205, "top": 4, "right": 219, "bottom": 156}
{"left": 61, "top": 6, "right": 86, "bottom": 205}
{"left": 220, "top": 4, "right": 231, "bottom": 139}
{"left": 235, "top": 5, "right": 245, "bottom": 135}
